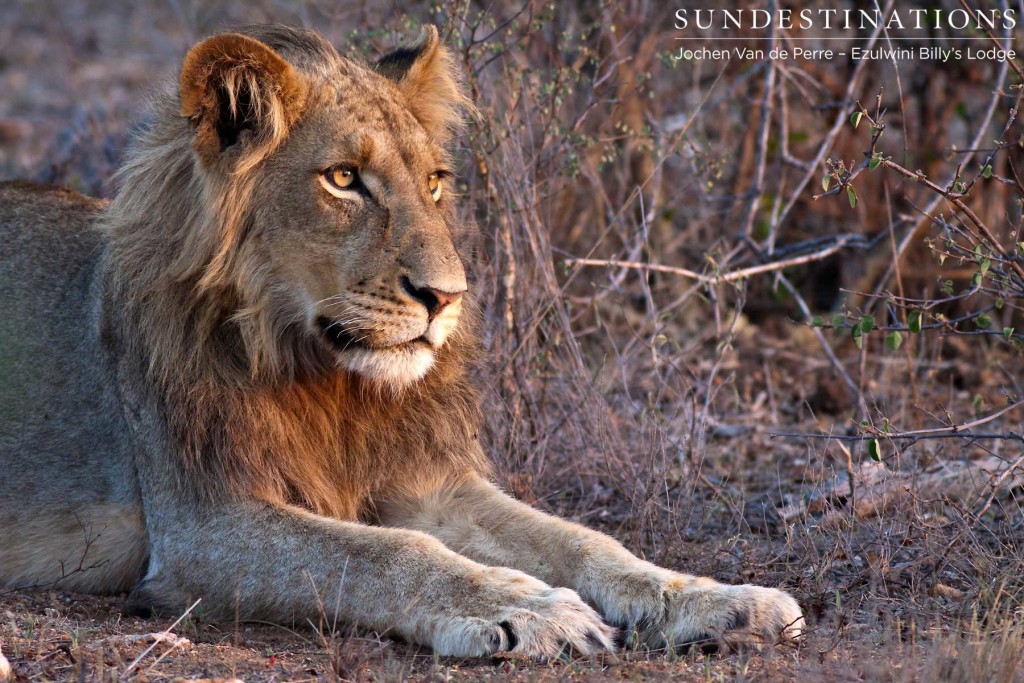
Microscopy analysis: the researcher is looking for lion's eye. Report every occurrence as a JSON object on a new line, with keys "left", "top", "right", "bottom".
{"left": 428, "top": 172, "right": 442, "bottom": 202}
{"left": 320, "top": 165, "right": 360, "bottom": 198}
{"left": 329, "top": 166, "right": 356, "bottom": 189}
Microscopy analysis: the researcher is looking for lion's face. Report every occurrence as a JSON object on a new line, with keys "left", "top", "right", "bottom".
{"left": 178, "top": 27, "right": 472, "bottom": 387}
{"left": 249, "top": 77, "right": 467, "bottom": 387}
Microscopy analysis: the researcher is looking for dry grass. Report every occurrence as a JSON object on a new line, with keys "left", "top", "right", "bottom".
{"left": 2, "top": 0, "right": 1023, "bottom": 680}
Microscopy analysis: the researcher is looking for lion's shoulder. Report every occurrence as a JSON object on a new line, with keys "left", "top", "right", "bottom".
{"left": 0, "top": 180, "right": 107, "bottom": 247}
{"left": 0, "top": 180, "right": 108, "bottom": 309}
{"left": 0, "top": 179, "right": 108, "bottom": 213}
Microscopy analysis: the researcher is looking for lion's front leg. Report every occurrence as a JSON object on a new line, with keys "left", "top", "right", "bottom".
{"left": 378, "top": 476, "right": 803, "bottom": 650}
{"left": 134, "top": 501, "right": 613, "bottom": 659}
{"left": 578, "top": 562, "right": 803, "bottom": 650}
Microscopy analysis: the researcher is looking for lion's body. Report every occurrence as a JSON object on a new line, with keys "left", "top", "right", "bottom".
{"left": 0, "top": 183, "right": 146, "bottom": 593}
{"left": 0, "top": 25, "right": 802, "bottom": 657}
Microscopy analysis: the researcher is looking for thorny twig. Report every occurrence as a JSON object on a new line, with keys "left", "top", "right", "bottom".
{"left": 122, "top": 598, "right": 201, "bottom": 676}
{"left": 772, "top": 398, "right": 1024, "bottom": 442}
{"left": 1, "top": 513, "right": 108, "bottom": 595}
{"left": 565, "top": 233, "right": 866, "bottom": 285}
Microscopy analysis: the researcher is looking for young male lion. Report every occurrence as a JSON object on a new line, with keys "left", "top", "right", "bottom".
{"left": 0, "top": 25, "right": 803, "bottom": 657}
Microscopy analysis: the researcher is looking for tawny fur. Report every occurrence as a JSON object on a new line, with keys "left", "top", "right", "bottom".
{"left": 0, "top": 25, "right": 802, "bottom": 659}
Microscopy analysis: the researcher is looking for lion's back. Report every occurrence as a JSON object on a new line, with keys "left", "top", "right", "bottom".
{"left": 0, "top": 181, "right": 146, "bottom": 594}
{"left": 0, "top": 180, "right": 108, "bottom": 265}
{"left": 0, "top": 181, "right": 109, "bottom": 309}
{"left": 0, "top": 181, "right": 109, "bottom": 431}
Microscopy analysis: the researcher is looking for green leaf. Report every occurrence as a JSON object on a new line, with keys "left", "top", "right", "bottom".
{"left": 976, "top": 314, "right": 993, "bottom": 328}
{"left": 979, "top": 257, "right": 991, "bottom": 277}
{"left": 811, "top": 315, "right": 824, "bottom": 327}
{"left": 941, "top": 280, "right": 955, "bottom": 296}
{"left": 851, "top": 111, "right": 863, "bottom": 129}
{"left": 822, "top": 175, "right": 831, "bottom": 191}
{"left": 869, "top": 152, "right": 882, "bottom": 170}
{"left": 885, "top": 331, "right": 903, "bottom": 351}
{"left": 847, "top": 185, "right": 858, "bottom": 208}
{"left": 908, "top": 309, "right": 923, "bottom": 333}
{"left": 995, "top": 298, "right": 1004, "bottom": 310}
{"left": 867, "top": 439, "right": 881, "bottom": 461}
{"left": 852, "top": 326, "right": 864, "bottom": 349}
{"left": 983, "top": 165, "right": 992, "bottom": 179}
{"left": 1003, "top": 327, "right": 1015, "bottom": 340}
{"left": 859, "top": 315, "right": 875, "bottom": 333}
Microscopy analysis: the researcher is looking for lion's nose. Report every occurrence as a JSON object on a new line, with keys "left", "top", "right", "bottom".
{"left": 401, "top": 276, "right": 465, "bottom": 321}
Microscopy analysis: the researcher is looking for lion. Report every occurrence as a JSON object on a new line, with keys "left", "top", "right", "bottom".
{"left": 0, "top": 25, "right": 803, "bottom": 658}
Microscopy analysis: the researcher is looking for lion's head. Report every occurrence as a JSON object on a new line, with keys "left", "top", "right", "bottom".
{"left": 109, "top": 25, "right": 474, "bottom": 389}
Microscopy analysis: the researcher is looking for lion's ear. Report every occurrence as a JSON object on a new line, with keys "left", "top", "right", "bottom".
{"left": 375, "top": 26, "right": 472, "bottom": 143}
{"left": 179, "top": 33, "right": 307, "bottom": 167}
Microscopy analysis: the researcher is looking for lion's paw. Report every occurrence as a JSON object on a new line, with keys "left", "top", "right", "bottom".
{"left": 595, "top": 569, "right": 803, "bottom": 651}
{"left": 430, "top": 568, "right": 616, "bottom": 659}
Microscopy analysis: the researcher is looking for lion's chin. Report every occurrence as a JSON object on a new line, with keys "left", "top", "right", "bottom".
{"left": 337, "top": 344, "right": 435, "bottom": 388}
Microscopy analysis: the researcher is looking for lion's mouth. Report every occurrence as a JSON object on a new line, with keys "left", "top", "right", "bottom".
{"left": 316, "top": 316, "right": 360, "bottom": 350}
{"left": 315, "top": 316, "right": 430, "bottom": 353}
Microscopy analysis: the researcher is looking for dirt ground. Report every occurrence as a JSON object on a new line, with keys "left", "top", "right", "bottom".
{"left": 2, "top": 0, "right": 1023, "bottom": 681}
